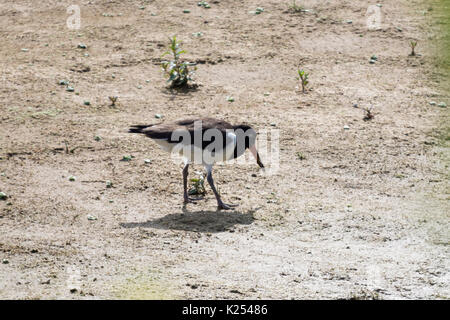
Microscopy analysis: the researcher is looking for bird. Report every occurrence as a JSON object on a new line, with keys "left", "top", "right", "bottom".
{"left": 129, "top": 118, "right": 264, "bottom": 210}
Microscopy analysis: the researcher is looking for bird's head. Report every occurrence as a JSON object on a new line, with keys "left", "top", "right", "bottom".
{"left": 233, "top": 124, "right": 264, "bottom": 169}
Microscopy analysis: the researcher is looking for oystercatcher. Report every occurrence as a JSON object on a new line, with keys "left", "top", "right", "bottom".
{"left": 129, "top": 118, "right": 264, "bottom": 210}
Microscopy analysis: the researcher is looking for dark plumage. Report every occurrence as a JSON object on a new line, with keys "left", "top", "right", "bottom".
{"left": 129, "top": 118, "right": 264, "bottom": 210}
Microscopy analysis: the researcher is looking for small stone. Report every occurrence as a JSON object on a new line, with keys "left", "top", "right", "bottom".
{"left": 87, "top": 214, "right": 97, "bottom": 221}
{"left": 137, "top": 85, "right": 142, "bottom": 89}
{"left": 264, "top": 92, "right": 270, "bottom": 96}
{"left": 155, "top": 114, "right": 162, "bottom": 119}
{"left": 353, "top": 103, "right": 358, "bottom": 108}
{"left": 437, "top": 102, "right": 447, "bottom": 108}
{"left": 21, "top": 48, "right": 29, "bottom": 52}
{"left": 145, "top": 79, "right": 150, "bottom": 83}
{"left": 70, "top": 288, "right": 78, "bottom": 293}
{"left": 183, "top": 9, "right": 191, "bottom": 13}
{"left": 59, "top": 80, "right": 69, "bottom": 85}
{"left": 106, "top": 181, "right": 113, "bottom": 188}
{"left": 66, "top": 86, "right": 75, "bottom": 92}
{"left": 94, "top": 136, "right": 101, "bottom": 141}
{"left": 255, "top": 7, "right": 264, "bottom": 14}
{"left": 2, "top": 259, "right": 9, "bottom": 264}
{"left": 69, "top": 176, "right": 76, "bottom": 181}
{"left": 144, "top": 159, "right": 151, "bottom": 164}
{"left": 226, "top": 96, "right": 235, "bottom": 102}
{"left": 343, "top": 125, "right": 350, "bottom": 130}
{"left": 270, "top": 123, "right": 276, "bottom": 127}
{"left": 369, "top": 59, "right": 376, "bottom": 64}
{"left": 77, "top": 43, "right": 87, "bottom": 49}
{"left": 111, "top": 74, "right": 116, "bottom": 79}
{"left": 371, "top": 55, "right": 378, "bottom": 61}
{"left": 83, "top": 101, "right": 90, "bottom": 106}
{"left": 121, "top": 155, "right": 132, "bottom": 161}
{"left": 0, "top": 192, "right": 7, "bottom": 200}
{"left": 346, "top": 20, "right": 353, "bottom": 24}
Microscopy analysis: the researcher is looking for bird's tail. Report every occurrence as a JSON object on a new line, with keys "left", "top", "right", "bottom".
{"left": 129, "top": 125, "right": 152, "bottom": 134}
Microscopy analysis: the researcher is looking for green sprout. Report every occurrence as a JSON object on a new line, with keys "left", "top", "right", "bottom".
{"left": 296, "top": 69, "right": 309, "bottom": 93}
{"left": 161, "top": 36, "right": 196, "bottom": 88}
{"left": 410, "top": 41, "right": 418, "bottom": 56}
{"left": 108, "top": 96, "right": 118, "bottom": 106}
{"left": 289, "top": 0, "right": 304, "bottom": 13}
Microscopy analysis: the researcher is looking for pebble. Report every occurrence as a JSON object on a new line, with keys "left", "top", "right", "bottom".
{"left": 155, "top": 114, "right": 162, "bottom": 119}
{"left": 87, "top": 215, "right": 97, "bottom": 221}
{"left": 69, "top": 176, "right": 76, "bottom": 181}
{"left": 0, "top": 192, "right": 7, "bottom": 200}
{"left": 438, "top": 102, "right": 447, "bottom": 108}
{"left": 2, "top": 259, "right": 9, "bottom": 264}
{"left": 429, "top": 101, "right": 437, "bottom": 106}
{"left": 66, "top": 86, "right": 75, "bottom": 92}
{"left": 77, "top": 43, "right": 87, "bottom": 49}
{"left": 343, "top": 125, "right": 350, "bottom": 130}
{"left": 83, "top": 101, "right": 90, "bottom": 106}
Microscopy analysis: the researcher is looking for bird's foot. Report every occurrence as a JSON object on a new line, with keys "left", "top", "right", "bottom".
{"left": 217, "top": 202, "right": 239, "bottom": 210}
{"left": 184, "top": 195, "right": 203, "bottom": 204}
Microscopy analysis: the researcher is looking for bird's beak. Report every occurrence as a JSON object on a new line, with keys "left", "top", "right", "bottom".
{"left": 249, "top": 145, "right": 264, "bottom": 168}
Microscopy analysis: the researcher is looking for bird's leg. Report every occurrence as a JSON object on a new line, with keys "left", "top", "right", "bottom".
{"left": 183, "top": 163, "right": 202, "bottom": 203}
{"left": 205, "top": 167, "right": 238, "bottom": 210}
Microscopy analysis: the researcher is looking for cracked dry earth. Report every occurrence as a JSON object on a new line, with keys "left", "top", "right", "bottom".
{"left": 0, "top": 0, "right": 449, "bottom": 299}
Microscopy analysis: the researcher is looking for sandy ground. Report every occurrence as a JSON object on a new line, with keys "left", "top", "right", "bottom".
{"left": 0, "top": 0, "right": 449, "bottom": 299}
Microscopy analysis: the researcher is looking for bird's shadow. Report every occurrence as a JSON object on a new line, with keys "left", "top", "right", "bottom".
{"left": 120, "top": 207, "right": 257, "bottom": 233}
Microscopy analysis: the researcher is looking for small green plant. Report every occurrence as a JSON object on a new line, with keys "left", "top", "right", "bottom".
{"left": 296, "top": 69, "right": 309, "bottom": 93}
{"left": 161, "top": 36, "right": 196, "bottom": 88}
{"left": 109, "top": 96, "right": 118, "bottom": 106}
{"left": 189, "top": 174, "right": 206, "bottom": 196}
{"left": 296, "top": 152, "right": 306, "bottom": 160}
{"left": 353, "top": 104, "right": 375, "bottom": 121}
{"left": 410, "top": 41, "right": 418, "bottom": 56}
{"left": 289, "top": 0, "right": 304, "bottom": 13}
